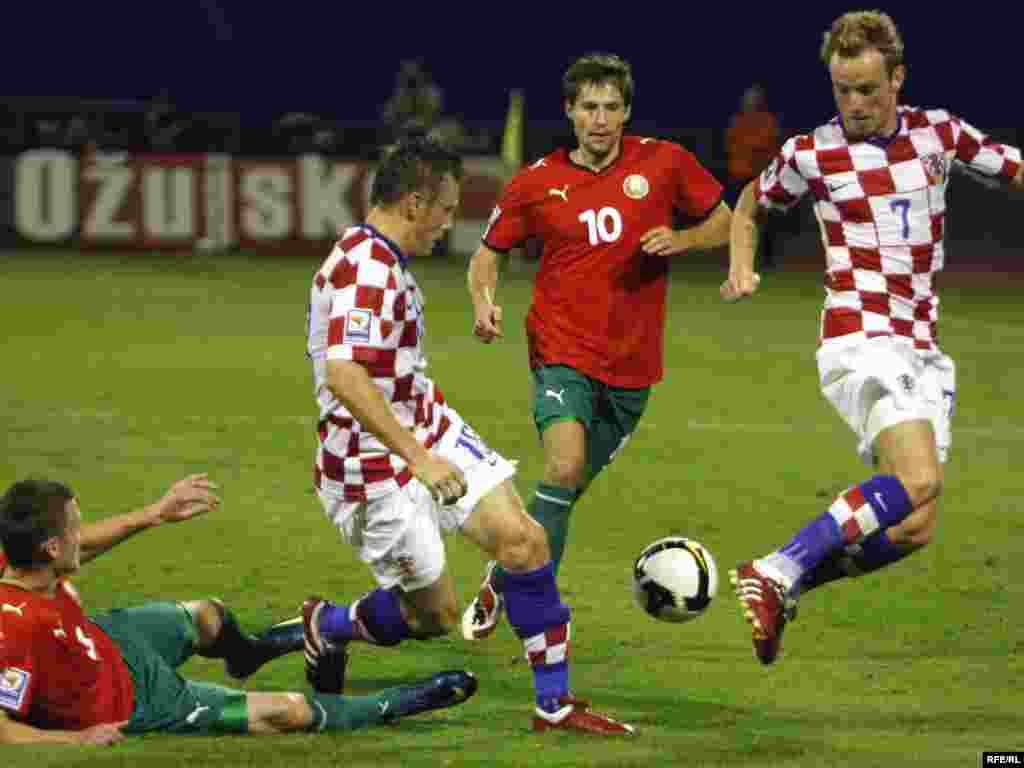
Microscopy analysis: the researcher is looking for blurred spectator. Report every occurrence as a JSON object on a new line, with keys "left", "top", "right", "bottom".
{"left": 145, "top": 89, "right": 188, "bottom": 151}
{"left": 273, "top": 112, "right": 342, "bottom": 154}
{"left": 379, "top": 59, "right": 491, "bottom": 153}
{"left": 726, "top": 84, "right": 782, "bottom": 269}
{"left": 380, "top": 60, "right": 442, "bottom": 139}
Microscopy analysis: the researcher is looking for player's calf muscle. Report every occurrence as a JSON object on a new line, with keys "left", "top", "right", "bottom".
{"left": 248, "top": 693, "right": 310, "bottom": 734}
{"left": 888, "top": 501, "right": 940, "bottom": 548}
{"left": 495, "top": 514, "right": 548, "bottom": 572}
{"left": 402, "top": 602, "right": 457, "bottom": 637}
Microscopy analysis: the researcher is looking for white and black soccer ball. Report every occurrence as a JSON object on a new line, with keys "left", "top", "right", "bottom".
{"left": 633, "top": 537, "right": 718, "bottom": 623}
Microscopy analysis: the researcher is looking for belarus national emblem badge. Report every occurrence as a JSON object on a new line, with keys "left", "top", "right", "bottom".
{"left": 623, "top": 174, "right": 650, "bottom": 200}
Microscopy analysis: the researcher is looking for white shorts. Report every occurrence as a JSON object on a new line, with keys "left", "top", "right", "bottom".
{"left": 317, "top": 409, "right": 516, "bottom": 591}
{"left": 817, "top": 336, "right": 957, "bottom": 465}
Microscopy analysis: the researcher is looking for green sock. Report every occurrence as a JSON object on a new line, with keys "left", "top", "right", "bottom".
{"left": 304, "top": 690, "right": 397, "bottom": 733}
{"left": 494, "top": 483, "right": 576, "bottom": 589}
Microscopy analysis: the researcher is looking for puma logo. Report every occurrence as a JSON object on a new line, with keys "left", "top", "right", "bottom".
{"left": 544, "top": 387, "right": 566, "bottom": 406}
{"left": 547, "top": 185, "right": 569, "bottom": 202}
{"left": 1, "top": 604, "right": 26, "bottom": 617}
{"left": 185, "top": 703, "right": 211, "bottom": 725}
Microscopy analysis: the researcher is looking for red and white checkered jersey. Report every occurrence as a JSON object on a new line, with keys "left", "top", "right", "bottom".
{"left": 757, "top": 106, "right": 1021, "bottom": 351}
{"left": 307, "top": 225, "right": 450, "bottom": 501}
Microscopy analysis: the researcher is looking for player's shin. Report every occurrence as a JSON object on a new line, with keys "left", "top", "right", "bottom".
{"left": 527, "top": 484, "right": 577, "bottom": 577}
{"left": 800, "top": 528, "right": 915, "bottom": 593}
{"left": 760, "top": 475, "right": 913, "bottom": 591}
{"left": 302, "top": 691, "right": 396, "bottom": 732}
{"left": 502, "top": 562, "right": 572, "bottom": 712}
{"left": 320, "top": 588, "right": 413, "bottom": 646}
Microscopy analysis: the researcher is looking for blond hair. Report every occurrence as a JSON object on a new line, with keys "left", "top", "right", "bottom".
{"left": 821, "top": 11, "right": 904, "bottom": 74}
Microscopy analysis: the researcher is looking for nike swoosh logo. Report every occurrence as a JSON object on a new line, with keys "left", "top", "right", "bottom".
{"left": 378, "top": 700, "right": 390, "bottom": 715}
{"left": 873, "top": 492, "right": 888, "bottom": 513}
{"left": 827, "top": 182, "right": 854, "bottom": 193}
{"left": 186, "top": 705, "right": 210, "bottom": 725}
{"left": 1, "top": 604, "right": 25, "bottom": 616}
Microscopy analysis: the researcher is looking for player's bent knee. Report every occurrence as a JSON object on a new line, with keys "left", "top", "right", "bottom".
{"left": 495, "top": 513, "right": 548, "bottom": 572}
{"left": 545, "top": 456, "right": 586, "bottom": 489}
{"left": 186, "top": 598, "right": 226, "bottom": 648}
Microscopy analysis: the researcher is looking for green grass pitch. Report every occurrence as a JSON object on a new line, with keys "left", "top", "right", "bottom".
{"left": 2, "top": 248, "right": 1021, "bottom": 767}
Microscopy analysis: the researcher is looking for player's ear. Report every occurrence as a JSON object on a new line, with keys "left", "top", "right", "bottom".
{"left": 890, "top": 64, "right": 906, "bottom": 92}
{"left": 564, "top": 99, "right": 574, "bottom": 120}
{"left": 624, "top": 104, "right": 632, "bottom": 123}
{"left": 40, "top": 535, "right": 61, "bottom": 563}
{"left": 401, "top": 191, "right": 420, "bottom": 221}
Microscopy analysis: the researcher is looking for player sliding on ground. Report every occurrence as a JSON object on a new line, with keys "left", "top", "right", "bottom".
{"left": 0, "top": 475, "right": 475, "bottom": 744}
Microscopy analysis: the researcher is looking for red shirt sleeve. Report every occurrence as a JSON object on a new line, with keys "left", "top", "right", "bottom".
{"left": 482, "top": 173, "right": 531, "bottom": 252}
{"left": 0, "top": 602, "right": 37, "bottom": 719}
{"left": 669, "top": 143, "right": 723, "bottom": 218}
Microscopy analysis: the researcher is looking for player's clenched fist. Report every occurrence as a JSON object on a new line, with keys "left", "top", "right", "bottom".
{"left": 720, "top": 272, "right": 761, "bottom": 302}
{"left": 411, "top": 454, "right": 468, "bottom": 504}
{"left": 473, "top": 298, "right": 503, "bottom": 343}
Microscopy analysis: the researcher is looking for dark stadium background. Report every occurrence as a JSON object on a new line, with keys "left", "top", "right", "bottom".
{"left": 4, "top": 3, "right": 1019, "bottom": 141}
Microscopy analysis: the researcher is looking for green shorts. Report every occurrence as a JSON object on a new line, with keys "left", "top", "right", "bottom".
{"left": 531, "top": 365, "right": 651, "bottom": 482}
{"left": 91, "top": 602, "right": 249, "bottom": 735}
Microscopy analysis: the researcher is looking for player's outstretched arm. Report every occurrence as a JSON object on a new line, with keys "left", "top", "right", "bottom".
{"left": 326, "top": 360, "right": 467, "bottom": 502}
{"left": 0, "top": 710, "right": 128, "bottom": 746}
{"left": 467, "top": 244, "right": 503, "bottom": 343}
{"left": 79, "top": 475, "right": 221, "bottom": 564}
{"left": 721, "top": 181, "right": 762, "bottom": 302}
{"left": 641, "top": 202, "right": 732, "bottom": 257}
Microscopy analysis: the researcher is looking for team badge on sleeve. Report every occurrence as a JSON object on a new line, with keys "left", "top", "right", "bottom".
{"left": 0, "top": 667, "right": 30, "bottom": 712}
{"left": 922, "top": 153, "right": 946, "bottom": 185}
{"left": 344, "top": 309, "right": 373, "bottom": 343}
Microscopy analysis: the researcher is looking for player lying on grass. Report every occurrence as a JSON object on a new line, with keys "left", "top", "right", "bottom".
{"left": 0, "top": 475, "right": 475, "bottom": 745}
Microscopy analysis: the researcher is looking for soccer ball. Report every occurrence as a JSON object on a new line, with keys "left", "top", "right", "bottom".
{"left": 632, "top": 537, "right": 718, "bottom": 623}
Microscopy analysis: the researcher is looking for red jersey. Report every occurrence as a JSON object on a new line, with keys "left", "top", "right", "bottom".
{"left": 0, "top": 554, "right": 134, "bottom": 730}
{"left": 483, "top": 135, "right": 722, "bottom": 387}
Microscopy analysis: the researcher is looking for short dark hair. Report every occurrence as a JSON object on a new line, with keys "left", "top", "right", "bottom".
{"left": 0, "top": 479, "right": 74, "bottom": 567}
{"left": 563, "top": 53, "right": 634, "bottom": 109}
{"left": 370, "top": 133, "right": 463, "bottom": 208}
